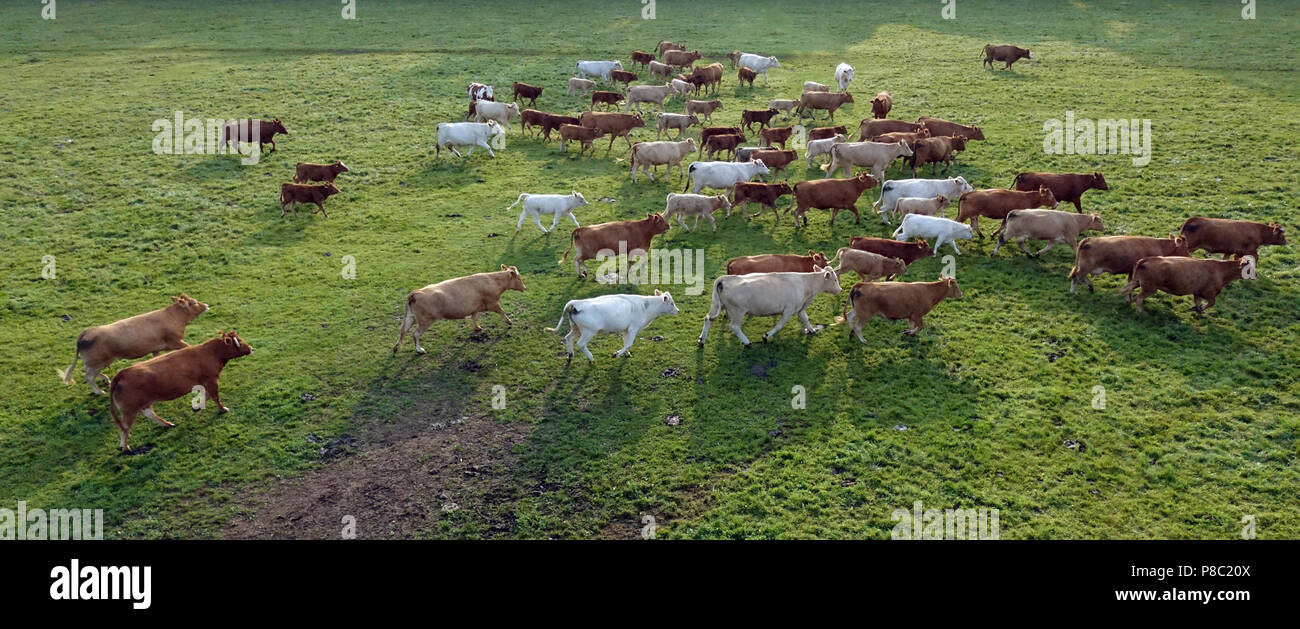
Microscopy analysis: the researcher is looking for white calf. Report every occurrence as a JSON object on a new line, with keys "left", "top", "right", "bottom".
{"left": 834, "top": 63, "right": 855, "bottom": 91}
{"left": 435, "top": 121, "right": 504, "bottom": 159}
{"left": 698, "top": 267, "right": 842, "bottom": 346}
{"left": 684, "top": 160, "right": 771, "bottom": 194}
{"left": 892, "top": 214, "right": 975, "bottom": 254}
{"left": 873, "top": 177, "right": 974, "bottom": 223}
{"left": 546, "top": 291, "right": 679, "bottom": 362}
{"left": 509, "top": 191, "right": 589, "bottom": 233}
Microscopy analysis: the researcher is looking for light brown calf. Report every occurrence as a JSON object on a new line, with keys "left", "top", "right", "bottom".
{"left": 394, "top": 265, "right": 527, "bottom": 354}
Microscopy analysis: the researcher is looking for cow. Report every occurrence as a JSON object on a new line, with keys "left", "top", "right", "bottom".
{"left": 107, "top": 331, "right": 252, "bottom": 453}
{"left": 546, "top": 291, "right": 679, "bottom": 362}
{"left": 473, "top": 101, "right": 521, "bottom": 132}
{"left": 567, "top": 77, "right": 597, "bottom": 95}
{"left": 435, "top": 120, "right": 504, "bottom": 159}
{"left": 749, "top": 149, "right": 797, "bottom": 180}
{"left": 917, "top": 117, "right": 985, "bottom": 141}
{"left": 279, "top": 181, "right": 341, "bottom": 218}
{"left": 561, "top": 213, "right": 670, "bottom": 277}
{"left": 664, "top": 49, "right": 702, "bottom": 69}
{"left": 625, "top": 83, "right": 677, "bottom": 114}
{"left": 684, "top": 159, "right": 770, "bottom": 194}
{"left": 906, "top": 135, "right": 967, "bottom": 176}
{"left": 803, "top": 81, "right": 829, "bottom": 92}
{"left": 663, "top": 193, "right": 732, "bottom": 232}
{"left": 809, "top": 125, "right": 848, "bottom": 141}
{"left": 798, "top": 91, "right": 854, "bottom": 121}
{"left": 703, "top": 133, "right": 744, "bottom": 160}
{"left": 983, "top": 44, "right": 1032, "bottom": 70}
{"left": 736, "top": 53, "right": 781, "bottom": 84}
{"left": 558, "top": 124, "right": 607, "bottom": 156}
{"left": 730, "top": 181, "right": 794, "bottom": 220}
{"left": 1120, "top": 256, "right": 1253, "bottom": 314}
{"left": 870, "top": 129, "right": 930, "bottom": 145}
{"left": 698, "top": 126, "right": 747, "bottom": 156}
{"left": 894, "top": 195, "right": 951, "bottom": 221}
{"left": 841, "top": 277, "right": 962, "bottom": 342}
{"left": 769, "top": 99, "right": 798, "bottom": 119}
{"left": 657, "top": 41, "right": 686, "bottom": 57}
{"left": 628, "top": 138, "right": 698, "bottom": 182}
{"left": 859, "top": 118, "right": 923, "bottom": 141}
{"left": 292, "top": 161, "right": 349, "bottom": 183}
{"left": 685, "top": 99, "right": 723, "bottom": 123}
{"left": 1178, "top": 217, "right": 1287, "bottom": 259}
{"left": 741, "top": 108, "right": 779, "bottom": 133}
{"left": 955, "top": 186, "right": 1058, "bottom": 237}
{"left": 848, "top": 236, "right": 935, "bottom": 267}
{"left": 520, "top": 108, "right": 550, "bottom": 136}
{"left": 1068, "top": 235, "right": 1190, "bottom": 293}
{"left": 577, "top": 60, "right": 624, "bottom": 82}
{"left": 591, "top": 90, "right": 624, "bottom": 111}
{"left": 738, "top": 66, "right": 758, "bottom": 87}
{"left": 512, "top": 81, "right": 543, "bottom": 107}
{"left": 873, "top": 177, "right": 974, "bottom": 224}
{"left": 394, "top": 265, "right": 527, "bottom": 354}
{"left": 655, "top": 112, "right": 699, "bottom": 140}
{"left": 726, "top": 251, "right": 830, "bottom": 275}
{"left": 790, "top": 173, "right": 878, "bottom": 227}
{"left": 631, "top": 50, "right": 655, "bottom": 68}
{"left": 759, "top": 125, "right": 794, "bottom": 149}
{"left": 698, "top": 266, "right": 842, "bottom": 346}
{"left": 57, "top": 295, "right": 209, "bottom": 395}
{"left": 827, "top": 248, "right": 908, "bottom": 282}
{"left": 648, "top": 60, "right": 674, "bottom": 79}
{"left": 687, "top": 63, "right": 725, "bottom": 94}
{"left": 509, "top": 191, "right": 589, "bottom": 233}
{"left": 539, "top": 113, "right": 582, "bottom": 142}
{"left": 1012, "top": 171, "right": 1109, "bottom": 212}
{"left": 670, "top": 78, "right": 695, "bottom": 98}
{"left": 870, "top": 91, "right": 892, "bottom": 119}
{"left": 578, "top": 111, "right": 646, "bottom": 153}
{"left": 220, "top": 118, "right": 288, "bottom": 155}
{"left": 892, "top": 214, "right": 976, "bottom": 254}
{"left": 610, "top": 70, "right": 638, "bottom": 89}
{"left": 834, "top": 62, "right": 855, "bottom": 92}
{"left": 826, "top": 141, "right": 914, "bottom": 181}
{"left": 805, "top": 133, "right": 847, "bottom": 167}
{"left": 992, "top": 209, "right": 1105, "bottom": 257}
{"left": 467, "top": 82, "right": 493, "bottom": 102}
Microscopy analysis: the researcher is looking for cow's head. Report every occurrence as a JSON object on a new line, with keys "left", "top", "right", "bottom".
{"left": 950, "top": 135, "right": 968, "bottom": 151}
{"left": 498, "top": 264, "right": 526, "bottom": 292}
{"left": 570, "top": 191, "right": 589, "bottom": 207}
{"left": 712, "top": 194, "right": 732, "bottom": 211}
{"left": 808, "top": 251, "right": 829, "bottom": 268}
{"left": 333, "top": 161, "right": 350, "bottom": 174}
{"left": 613, "top": 61, "right": 624, "bottom": 70}
{"left": 1023, "top": 49, "right": 1033, "bottom": 60}
{"left": 811, "top": 265, "right": 842, "bottom": 295}
{"left": 896, "top": 141, "right": 915, "bottom": 157}
{"left": 271, "top": 118, "right": 288, "bottom": 135}
{"left": 773, "top": 182, "right": 793, "bottom": 196}
{"left": 1091, "top": 172, "right": 1109, "bottom": 190}
{"left": 953, "top": 176, "right": 974, "bottom": 195}
{"left": 646, "top": 212, "right": 670, "bottom": 234}
{"left": 321, "top": 181, "right": 341, "bottom": 197}
{"left": 841, "top": 91, "right": 855, "bottom": 103}
{"left": 1169, "top": 234, "right": 1191, "bottom": 256}
{"left": 750, "top": 159, "right": 771, "bottom": 176}
{"left": 217, "top": 331, "right": 254, "bottom": 359}
{"left": 1265, "top": 223, "right": 1287, "bottom": 246}
{"left": 1038, "top": 186, "right": 1058, "bottom": 209}
{"left": 941, "top": 277, "right": 963, "bottom": 299}
{"left": 1086, "top": 213, "right": 1105, "bottom": 232}
{"left": 767, "top": 56, "right": 781, "bottom": 67}
{"left": 169, "top": 294, "right": 210, "bottom": 320}
{"left": 855, "top": 172, "right": 878, "bottom": 189}
{"left": 912, "top": 238, "right": 935, "bottom": 258}
{"left": 887, "top": 257, "right": 908, "bottom": 277}
{"left": 652, "top": 289, "right": 680, "bottom": 316}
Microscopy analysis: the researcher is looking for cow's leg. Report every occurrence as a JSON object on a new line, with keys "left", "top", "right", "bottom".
{"left": 1016, "top": 238, "right": 1034, "bottom": 257}
{"left": 728, "top": 311, "right": 752, "bottom": 346}
{"left": 693, "top": 215, "right": 702, "bottom": 232}
{"left": 970, "top": 216, "right": 982, "bottom": 238}
{"left": 568, "top": 210, "right": 580, "bottom": 227}
{"left": 563, "top": 324, "right": 578, "bottom": 361}
{"left": 904, "top": 315, "right": 925, "bottom": 335}
{"left": 470, "top": 312, "right": 484, "bottom": 332}
{"left": 266, "top": 139, "right": 276, "bottom": 155}
{"left": 948, "top": 238, "right": 962, "bottom": 255}
{"left": 202, "top": 378, "right": 228, "bottom": 412}
{"left": 798, "top": 309, "right": 817, "bottom": 334}
{"left": 84, "top": 364, "right": 108, "bottom": 395}
{"left": 829, "top": 208, "right": 839, "bottom": 226}
{"left": 676, "top": 213, "right": 690, "bottom": 231}
{"left": 477, "top": 140, "right": 496, "bottom": 158}
{"left": 576, "top": 328, "right": 598, "bottom": 363}
{"left": 1192, "top": 296, "right": 1205, "bottom": 314}
{"left": 142, "top": 406, "right": 176, "bottom": 428}
{"left": 546, "top": 212, "right": 561, "bottom": 234}
{"left": 850, "top": 204, "right": 861, "bottom": 224}
{"left": 450, "top": 146, "right": 464, "bottom": 158}
{"left": 762, "top": 311, "right": 794, "bottom": 342}
{"left": 115, "top": 407, "right": 137, "bottom": 454}
{"left": 613, "top": 326, "right": 641, "bottom": 357}
{"left": 412, "top": 320, "right": 433, "bottom": 354}
{"left": 314, "top": 201, "right": 328, "bottom": 219}
{"left": 490, "top": 302, "right": 512, "bottom": 327}
{"left": 1034, "top": 240, "right": 1057, "bottom": 257}
{"left": 1134, "top": 288, "right": 1153, "bottom": 313}
{"left": 707, "top": 212, "right": 718, "bottom": 232}
{"left": 1072, "top": 198, "right": 1083, "bottom": 212}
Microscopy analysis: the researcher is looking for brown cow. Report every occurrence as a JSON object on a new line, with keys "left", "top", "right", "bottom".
{"left": 955, "top": 186, "right": 1057, "bottom": 237}
{"left": 280, "top": 181, "right": 341, "bottom": 218}
{"left": 609, "top": 70, "right": 637, "bottom": 88}
{"left": 993, "top": 209, "right": 1105, "bottom": 257}
{"left": 559, "top": 124, "right": 606, "bottom": 156}
{"left": 749, "top": 149, "right": 797, "bottom": 180}
{"left": 1179, "top": 217, "right": 1287, "bottom": 259}
{"left": 221, "top": 118, "right": 288, "bottom": 154}
{"left": 790, "top": 172, "right": 878, "bottom": 227}
{"left": 870, "top": 130, "right": 930, "bottom": 145}
{"left": 726, "top": 251, "right": 830, "bottom": 275}
{"left": 871, "top": 91, "right": 892, "bottom": 119}
{"left": 798, "top": 91, "right": 854, "bottom": 121}
{"left": 907, "top": 135, "right": 967, "bottom": 175}
{"left": 578, "top": 111, "right": 646, "bottom": 153}
{"left": 658, "top": 41, "right": 685, "bottom": 56}
{"left": 108, "top": 331, "right": 252, "bottom": 453}
{"left": 512, "top": 81, "right": 543, "bottom": 107}
{"left": 688, "top": 63, "right": 725, "bottom": 94}
{"left": 859, "top": 118, "right": 923, "bottom": 141}
{"left": 58, "top": 295, "right": 209, "bottom": 395}
{"left": 663, "top": 49, "right": 702, "bottom": 69}
{"left": 631, "top": 51, "right": 655, "bottom": 68}
{"left": 1120, "top": 256, "right": 1253, "bottom": 314}
{"left": 741, "top": 108, "right": 778, "bottom": 133}
{"left": 1012, "top": 172, "right": 1109, "bottom": 211}
{"left": 760, "top": 125, "right": 794, "bottom": 149}
{"left": 292, "top": 161, "right": 349, "bottom": 183}
{"left": 703, "top": 133, "right": 743, "bottom": 160}
{"left": 539, "top": 113, "right": 582, "bottom": 142}
{"left": 562, "top": 213, "right": 670, "bottom": 277}
{"left": 841, "top": 277, "right": 963, "bottom": 341}
{"left": 730, "top": 181, "right": 793, "bottom": 219}
{"left": 1069, "top": 235, "right": 1189, "bottom": 293}
{"left": 829, "top": 248, "right": 908, "bottom": 282}
{"left": 849, "top": 236, "right": 935, "bottom": 267}
{"left": 520, "top": 109, "right": 549, "bottom": 136}
{"left": 395, "top": 265, "right": 527, "bottom": 355}
{"left": 809, "top": 125, "right": 848, "bottom": 141}
{"left": 698, "top": 126, "right": 746, "bottom": 156}
{"left": 983, "top": 44, "right": 1032, "bottom": 70}
{"left": 738, "top": 66, "right": 758, "bottom": 87}
{"left": 590, "top": 90, "right": 624, "bottom": 111}
{"left": 917, "top": 117, "right": 985, "bottom": 141}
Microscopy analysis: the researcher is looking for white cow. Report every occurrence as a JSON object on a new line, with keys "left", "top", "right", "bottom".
{"left": 803, "top": 81, "right": 829, "bottom": 92}
{"left": 473, "top": 101, "right": 521, "bottom": 132}
{"left": 576, "top": 60, "right": 624, "bottom": 82}
{"left": 629, "top": 138, "right": 697, "bottom": 182}
{"left": 545, "top": 290, "right": 679, "bottom": 362}
{"left": 737, "top": 53, "right": 781, "bottom": 84}
{"left": 625, "top": 83, "right": 677, "bottom": 114}
{"left": 873, "top": 177, "right": 974, "bottom": 223}
{"left": 683, "top": 160, "right": 771, "bottom": 193}
{"left": 663, "top": 193, "right": 731, "bottom": 232}
{"left": 509, "top": 191, "right": 589, "bottom": 233}
{"left": 825, "top": 141, "right": 913, "bottom": 180}
{"left": 892, "top": 214, "right": 975, "bottom": 254}
{"left": 670, "top": 78, "right": 695, "bottom": 98}
{"left": 805, "top": 134, "right": 847, "bottom": 167}
{"left": 435, "top": 121, "right": 504, "bottom": 159}
{"left": 698, "top": 267, "right": 842, "bottom": 346}
{"left": 834, "top": 63, "right": 855, "bottom": 92}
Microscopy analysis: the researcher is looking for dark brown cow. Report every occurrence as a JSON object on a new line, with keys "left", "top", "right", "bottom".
{"left": 848, "top": 236, "right": 935, "bottom": 266}
{"left": 1120, "top": 256, "right": 1253, "bottom": 314}
{"left": 749, "top": 149, "right": 797, "bottom": 180}
{"left": 703, "top": 133, "right": 743, "bottom": 160}
{"left": 955, "top": 186, "right": 1057, "bottom": 237}
{"left": 741, "top": 108, "right": 778, "bottom": 133}
{"left": 108, "top": 331, "right": 253, "bottom": 453}
{"left": 1179, "top": 217, "right": 1287, "bottom": 259}
{"left": 221, "top": 118, "right": 288, "bottom": 154}
{"left": 512, "top": 81, "right": 543, "bottom": 107}
{"left": 630, "top": 51, "right": 655, "bottom": 68}
{"left": 983, "top": 44, "right": 1032, "bottom": 70}
{"left": 688, "top": 63, "right": 725, "bottom": 94}
{"left": 590, "top": 90, "right": 624, "bottom": 111}
{"left": 738, "top": 66, "right": 758, "bottom": 87}
{"left": 731, "top": 181, "right": 793, "bottom": 219}
{"left": 809, "top": 125, "right": 847, "bottom": 141}
{"left": 790, "top": 173, "right": 878, "bottom": 227}
{"left": 907, "top": 135, "right": 967, "bottom": 175}
{"left": 1068, "top": 235, "right": 1189, "bottom": 293}
{"left": 292, "top": 161, "right": 349, "bottom": 183}
{"left": 859, "top": 118, "right": 922, "bottom": 141}
{"left": 280, "top": 181, "right": 341, "bottom": 218}
{"left": 917, "top": 117, "right": 985, "bottom": 141}
{"left": 1012, "top": 171, "right": 1109, "bottom": 212}
{"left": 562, "top": 213, "right": 670, "bottom": 277}
{"left": 871, "top": 91, "right": 892, "bottom": 119}
{"left": 698, "top": 126, "right": 746, "bottom": 156}
{"left": 609, "top": 70, "right": 638, "bottom": 89}
{"left": 539, "top": 113, "right": 581, "bottom": 142}
{"left": 726, "top": 251, "right": 830, "bottom": 275}
{"left": 578, "top": 111, "right": 646, "bottom": 153}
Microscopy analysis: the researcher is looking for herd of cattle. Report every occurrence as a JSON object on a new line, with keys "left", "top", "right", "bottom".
{"left": 59, "top": 41, "right": 1287, "bottom": 453}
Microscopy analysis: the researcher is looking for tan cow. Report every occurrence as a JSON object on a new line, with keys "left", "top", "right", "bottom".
{"left": 1068, "top": 235, "right": 1189, "bottom": 293}
{"left": 628, "top": 138, "right": 698, "bottom": 181}
{"left": 955, "top": 187, "right": 1057, "bottom": 237}
{"left": 798, "top": 91, "right": 854, "bottom": 121}
{"left": 393, "top": 265, "right": 527, "bottom": 354}
{"left": 993, "top": 209, "right": 1105, "bottom": 257}
{"left": 698, "top": 267, "right": 843, "bottom": 346}
{"left": 828, "top": 248, "right": 908, "bottom": 281}
{"left": 840, "top": 277, "right": 962, "bottom": 342}
{"left": 725, "top": 251, "right": 829, "bottom": 275}
{"left": 58, "top": 295, "right": 210, "bottom": 395}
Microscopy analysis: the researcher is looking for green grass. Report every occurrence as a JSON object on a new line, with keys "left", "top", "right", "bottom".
{"left": 2, "top": 0, "right": 1297, "bottom": 539}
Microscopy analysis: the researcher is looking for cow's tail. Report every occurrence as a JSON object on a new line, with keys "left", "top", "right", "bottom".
{"left": 506, "top": 193, "right": 528, "bottom": 212}
{"left": 834, "top": 285, "right": 861, "bottom": 324}
{"left": 1011, "top": 173, "right": 1025, "bottom": 188}
{"left": 279, "top": 186, "right": 288, "bottom": 205}
{"left": 872, "top": 182, "right": 890, "bottom": 212}
{"left": 393, "top": 292, "right": 418, "bottom": 352}
{"left": 992, "top": 213, "right": 1013, "bottom": 241}
{"left": 57, "top": 335, "right": 86, "bottom": 384}
{"left": 544, "top": 301, "right": 577, "bottom": 332}
{"left": 1118, "top": 260, "right": 1147, "bottom": 294}
{"left": 560, "top": 233, "right": 577, "bottom": 264}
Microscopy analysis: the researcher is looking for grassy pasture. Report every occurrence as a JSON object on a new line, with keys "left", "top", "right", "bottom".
{"left": 1, "top": 0, "right": 1298, "bottom": 539}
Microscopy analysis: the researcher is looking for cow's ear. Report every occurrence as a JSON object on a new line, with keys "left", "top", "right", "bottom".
{"left": 653, "top": 289, "right": 662, "bottom": 296}
{"left": 662, "top": 294, "right": 670, "bottom": 302}
{"left": 171, "top": 296, "right": 181, "bottom": 303}
{"left": 501, "top": 264, "right": 507, "bottom": 270}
